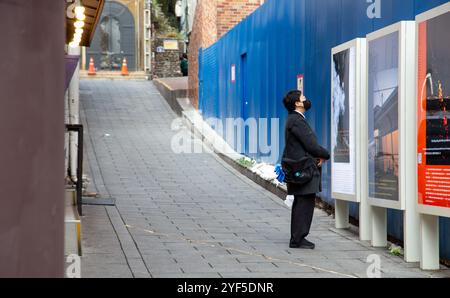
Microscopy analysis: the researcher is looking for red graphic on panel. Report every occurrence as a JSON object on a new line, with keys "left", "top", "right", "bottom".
{"left": 417, "top": 14, "right": 450, "bottom": 209}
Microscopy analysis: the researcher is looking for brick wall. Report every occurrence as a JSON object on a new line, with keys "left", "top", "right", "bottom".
{"left": 217, "top": 0, "right": 261, "bottom": 38}
{"left": 188, "top": 0, "right": 262, "bottom": 109}
{"left": 188, "top": 0, "right": 217, "bottom": 108}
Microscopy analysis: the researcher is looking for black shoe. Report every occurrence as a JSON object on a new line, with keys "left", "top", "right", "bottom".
{"left": 299, "top": 239, "right": 315, "bottom": 250}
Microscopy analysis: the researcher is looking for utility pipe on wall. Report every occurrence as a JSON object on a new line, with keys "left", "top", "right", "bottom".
{"left": 68, "top": 46, "right": 81, "bottom": 182}
{"left": 65, "top": 90, "right": 69, "bottom": 176}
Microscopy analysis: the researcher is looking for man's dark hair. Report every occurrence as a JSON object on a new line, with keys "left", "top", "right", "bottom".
{"left": 283, "top": 90, "right": 302, "bottom": 112}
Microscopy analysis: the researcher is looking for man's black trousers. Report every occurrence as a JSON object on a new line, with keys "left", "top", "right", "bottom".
{"left": 290, "top": 194, "right": 316, "bottom": 246}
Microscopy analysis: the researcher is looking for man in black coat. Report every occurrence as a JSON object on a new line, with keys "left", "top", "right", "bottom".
{"left": 282, "top": 90, "right": 330, "bottom": 249}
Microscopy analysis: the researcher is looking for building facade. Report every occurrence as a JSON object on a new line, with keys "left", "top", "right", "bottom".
{"left": 198, "top": 0, "right": 450, "bottom": 262}
{"left": 83, "top": 0, "right": 191, "bottom": 75}
{"left": 188, "top": 0, "right": 264, "bottom": 108}
{"left": 176, "top": 0, "right": 198, "bottom": 40}
{"left": 84, "top": 0, "right": 149, "bottom": 72}
{"left": 0, "top": 0, "right": 104, "bottom": 277}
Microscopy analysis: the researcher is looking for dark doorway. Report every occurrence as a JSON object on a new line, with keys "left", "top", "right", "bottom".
{"left": 240, "top": 53, "right": 249, "bottom": 155}
{"left": 86, "top": 1, "right": 136, "bottom": 71}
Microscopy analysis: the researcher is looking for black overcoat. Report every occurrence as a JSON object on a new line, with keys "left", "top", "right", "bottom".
{"left": 282, "top": 111, "right": 330, "bottom": 196}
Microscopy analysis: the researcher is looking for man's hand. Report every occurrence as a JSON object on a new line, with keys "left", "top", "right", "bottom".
{"left": 317, "top": 158, "right": 327, "bottom": 168}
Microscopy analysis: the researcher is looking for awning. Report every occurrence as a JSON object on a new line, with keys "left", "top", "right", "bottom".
{"left": 66, "top": 0, "right": 105, "bottom": 47}
{"left": 65, "top": 55, "right": 80, "bottom": 90}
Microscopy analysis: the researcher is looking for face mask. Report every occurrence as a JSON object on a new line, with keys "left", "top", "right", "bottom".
{"left": 303, "top": 100, "right": 312, "bottom": 111}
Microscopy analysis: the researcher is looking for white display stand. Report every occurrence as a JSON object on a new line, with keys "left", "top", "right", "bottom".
{"left": 331, "top": 38, "right": 372, "bottom": 241}
{"left": 365, "top": 21, "right": 420, "bottom": 263}
{"left": 420, "top": 214, "right": 440, "bottom": 270}
{"left": 415, "top": 3, "right": 450, "bottom": 270}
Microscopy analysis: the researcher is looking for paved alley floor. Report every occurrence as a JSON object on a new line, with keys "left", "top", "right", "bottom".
{"left": 79, "top": 79, "right": 450, "bottom": 278}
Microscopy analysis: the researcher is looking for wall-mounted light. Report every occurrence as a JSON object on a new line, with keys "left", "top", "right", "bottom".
{"left": 69, "top": 41, "right": 79, "bottom": 48}
{"left": 69, "top": 1, "right": 86, "bottom": 47}
{"left": 76, "top": 14, "right": 86, "bottom": 21}
{"left": 74, "top": 5, "right": 85, "bottom": 17}
{"left": 74, "top": 21, "right": 85, "bottom": 29}
{"left": 75, "top": 5, "right": 86, "bottom": 21}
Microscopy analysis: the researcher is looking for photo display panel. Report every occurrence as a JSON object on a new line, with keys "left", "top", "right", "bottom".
{"left": 417, "top": 9, "right": 450, "bottom": 210}
{"left": 331, "top": 46, "right": 357, "bottom": 198}
{"left": 367, "top": 31, "right": 400, "bottom": 203}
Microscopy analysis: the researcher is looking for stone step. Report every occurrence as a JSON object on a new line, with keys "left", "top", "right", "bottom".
{"left": 80, "top": 70, "right": 149, "bottom": 80}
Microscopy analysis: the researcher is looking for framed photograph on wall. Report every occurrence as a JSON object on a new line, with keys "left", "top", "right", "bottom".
{"left": 331, "top": 38, "right": 366, "bottom": 202}
{"left": 416, "top": 3, "right": 450, "bottom": 218}
{"left": 366, "top": 21, "right": 416, "bottom": 210}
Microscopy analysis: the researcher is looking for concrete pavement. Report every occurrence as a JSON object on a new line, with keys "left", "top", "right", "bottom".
{"left": 79, "top": 79, "right": 450, "bottom": 278}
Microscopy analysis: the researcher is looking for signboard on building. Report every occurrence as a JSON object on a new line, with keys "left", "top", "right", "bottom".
{"left": 297, "top": 74, "right": 304, "bottom": 94}
{"left": 163, "top": 40, "right": 179, "bottom": 50}
{"left": 416, "top": 3, "right": 450, "bottom": 217}
{"left": 231, "top": 64, "right": 236, "bottom": 83}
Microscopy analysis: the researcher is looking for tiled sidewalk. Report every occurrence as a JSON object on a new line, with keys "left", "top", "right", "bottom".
{"left": 79, "top": 79, "right": 450, "bottom": 278}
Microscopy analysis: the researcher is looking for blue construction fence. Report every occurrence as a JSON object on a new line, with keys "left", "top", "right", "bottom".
{"left": 198, "top": 0, "right": 450, "bottom": 261}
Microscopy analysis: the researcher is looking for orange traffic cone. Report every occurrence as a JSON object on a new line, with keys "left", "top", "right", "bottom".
{"left": 88, "top": 57, "right": 96, "bottom": 76}
{"left": 121, "top": 57, "right": 129, "bottom": 76}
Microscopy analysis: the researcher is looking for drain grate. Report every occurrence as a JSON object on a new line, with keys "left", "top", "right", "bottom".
{"left": 82, "top": 197, "right": 116, "bottom": 206}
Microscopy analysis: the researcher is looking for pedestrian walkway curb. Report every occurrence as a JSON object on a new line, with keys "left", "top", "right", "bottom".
{"left": 182, "top": 103, "right": 288, "bottom": 201}
{"left": 157, "top": 90, "right": 450, "bottom": 269}
{"left": 77, "top": 80, "right": 450, "bottom": 277}
{"left": 152, "top": 86, "right": 449, "bottom": 269}
{"left": 153, "top": 82, "right": 336, "bottom": 216}
{"left": 153, "top": 78, "right": 188, "bottom": 116}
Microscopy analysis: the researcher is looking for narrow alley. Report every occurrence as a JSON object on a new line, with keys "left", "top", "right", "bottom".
{"left": 79, "top": 80, "right": 449, "bottom": 278}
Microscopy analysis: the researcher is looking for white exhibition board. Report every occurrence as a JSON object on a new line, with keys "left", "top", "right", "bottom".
{"left": 416, "top": 3, "right": 450, "bottom": 218}
{"left": 365, "top": 21, "right": 416, "bottom": 211}
{"left": 331, "top": 39, "right": 366, "bottom": 203}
